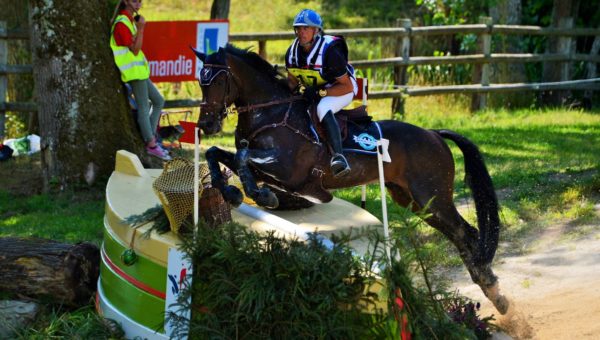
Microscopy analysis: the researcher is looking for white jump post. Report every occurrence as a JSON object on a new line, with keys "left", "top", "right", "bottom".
{"left": 360, "top": 185, "right": 367, "bottom": 209}
{"left": 193, "top": 127, "right": 200, "bottom": 234}
{"left": 358, "top": 78, "right": 368, "bottom": 210}
{"left": 375, "top": 139, "right": 391, "bottom": 262}
{"left": 164, "top": 129, "right": 200, "bottom": 339}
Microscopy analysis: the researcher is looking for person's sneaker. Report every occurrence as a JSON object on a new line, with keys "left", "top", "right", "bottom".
{"left": 146, "top": 145, "right": 172, "bottom": 161}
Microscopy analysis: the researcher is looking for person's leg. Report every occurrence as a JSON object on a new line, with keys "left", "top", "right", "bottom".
{"left": 316, "top": 92, "right": 354, "bottom": 122}
{"left": 130, "top": 79, "right": 154, "bottom": 144}
{"left": 131, "top": 79, "right": 170, "bottom": 160}
{"left": 147, "top": 79, "right": 165, "bottom": 137}
{"left": 316, "top": 93, "right": 354, "bottom": 177}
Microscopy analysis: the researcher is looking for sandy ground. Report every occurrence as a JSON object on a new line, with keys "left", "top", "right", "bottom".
{"left": 450, "top": 209, "right": 600, "bottom": 339}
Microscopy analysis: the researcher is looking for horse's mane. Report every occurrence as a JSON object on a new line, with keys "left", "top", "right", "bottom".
{"left": 224, "top": 44, "right": 290, "bottom": 91}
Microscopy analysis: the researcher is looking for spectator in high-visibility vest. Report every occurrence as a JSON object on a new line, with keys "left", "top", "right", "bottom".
{"left": 110, "top": 0, "right": 170, "bottom": 161}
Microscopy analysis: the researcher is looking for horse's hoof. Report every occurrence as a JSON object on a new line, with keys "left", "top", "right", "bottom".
{"left": 255, "top": 188, "right": 279, "bottom": 209}
{"left": 223, "top": 185, "right": 243, "bottom": 207}
{"left": 493, "top": 293, "right": 510, "bottom": 315}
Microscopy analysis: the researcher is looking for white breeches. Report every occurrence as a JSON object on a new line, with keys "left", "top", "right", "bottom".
{"left": 316, "top": 92, "right": 355, "bottom": 121}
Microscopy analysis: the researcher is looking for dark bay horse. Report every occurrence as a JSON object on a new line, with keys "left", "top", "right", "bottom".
{"left": 192, "top": 45, "right": 508, "bottom": 314}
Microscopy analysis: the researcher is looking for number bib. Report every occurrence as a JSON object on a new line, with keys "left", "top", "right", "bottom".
{"left": 288, "top": 68, "right": 327, "bottom": 87}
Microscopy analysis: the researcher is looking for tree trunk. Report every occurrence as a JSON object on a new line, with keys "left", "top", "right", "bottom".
{"left": 210, "top": 0, "right": 231, "bottom": 19}
{"left": 0, "top": 237, "right": 100, "bottom": 307}
{"left": 29, "top": 0, "right": 144, "bottom": 192}
{"left": 540, "top": 0, "right": 579, "bottom": 106}
{"left": 489, "top": 0, "right": 529, "bottom": 108}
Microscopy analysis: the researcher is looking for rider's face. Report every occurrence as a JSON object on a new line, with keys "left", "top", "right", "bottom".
{"left": 295, "top": 26, "right": 318, "bottom": 46}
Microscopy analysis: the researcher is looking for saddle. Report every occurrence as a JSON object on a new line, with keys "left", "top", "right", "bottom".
{"left": 309, "top": 105, "right": 372, "bottom": 141}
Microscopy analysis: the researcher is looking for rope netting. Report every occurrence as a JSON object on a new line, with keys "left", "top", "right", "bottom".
{"left": 152, "top": 158, "right": 237, "bottom": 232}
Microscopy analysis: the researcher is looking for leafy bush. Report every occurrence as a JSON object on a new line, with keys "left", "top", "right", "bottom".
{"left": 174, "top": 223, "right": 381, "bottom": 339}
{"left": 446, "top": 298, "right": 497, "bottom": 340}
{"left": 167, "top": 213, "right": 499, "bottom": 339}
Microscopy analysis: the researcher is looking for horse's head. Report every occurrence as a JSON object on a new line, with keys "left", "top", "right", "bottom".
{"left": 192, "top": 47, "right": 239, "bottom": 135}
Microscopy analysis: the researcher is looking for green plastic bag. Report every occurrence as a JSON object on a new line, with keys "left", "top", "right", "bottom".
{"left": 13, "top": 137, "right": 30, "bottom": 155}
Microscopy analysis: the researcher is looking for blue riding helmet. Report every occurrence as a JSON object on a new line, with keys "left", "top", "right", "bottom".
{"left": 293, "top": 9, "right": 323, "bottom": 31}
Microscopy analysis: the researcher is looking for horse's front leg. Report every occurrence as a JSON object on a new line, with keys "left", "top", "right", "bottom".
{"left": 235, "top": 147, "right": 279, "bottom": 209}
{"left": 205, "top": 146, "right": 243, "bottom": 206}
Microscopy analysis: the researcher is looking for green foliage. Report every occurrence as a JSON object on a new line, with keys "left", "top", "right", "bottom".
{"left": 174, "top": 223, "right": 382, "bottom": 339}
{"left": 12, "top": 305, "right": 124, "bottom": 340}
{"left": 446, "top": 298, "right": 497, "bottom": 339}
{"left": 387, "top": 208, "right": 497, "bottom": 339}
{"left": 414, "top": 0, "right": 489, "bottom": 26}
{"left": 166, "top": 213, "right": 497, "bottom": 339}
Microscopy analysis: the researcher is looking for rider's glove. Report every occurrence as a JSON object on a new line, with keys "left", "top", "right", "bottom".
{"left": 302, "top": 86, "right": 321, "bottom": 104}
{"left": 293, "top": 83, "right": 306, "bottom": 95}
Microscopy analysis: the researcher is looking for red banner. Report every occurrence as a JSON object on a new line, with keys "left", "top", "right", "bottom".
{"left": 143, "top": 20, "right": 229, "bottom": 83}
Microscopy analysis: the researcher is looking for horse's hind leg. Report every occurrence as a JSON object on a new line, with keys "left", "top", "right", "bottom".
{"left": 394, "top": 181, "right": 508, "bottom": 314}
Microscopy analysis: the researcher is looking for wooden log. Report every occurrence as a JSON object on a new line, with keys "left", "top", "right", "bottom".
{"left": 0, "top": 237, "right": 100, "bottom": 307}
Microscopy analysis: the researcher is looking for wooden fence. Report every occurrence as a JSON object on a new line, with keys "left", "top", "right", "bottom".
{"left": 2, "top": 18, "right": 600, "bottom": 138}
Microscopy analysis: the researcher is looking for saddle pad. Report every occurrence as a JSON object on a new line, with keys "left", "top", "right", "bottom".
{"left": 342, "top": 121, "right": 383, "bottom": 155}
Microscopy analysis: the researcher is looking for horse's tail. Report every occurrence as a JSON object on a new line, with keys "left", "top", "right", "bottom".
{"left": 435, "top": 129, "right": 500, "bottom": 265}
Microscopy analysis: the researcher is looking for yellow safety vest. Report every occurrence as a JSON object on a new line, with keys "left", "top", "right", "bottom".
{"left": 110, "top": 15, "right": 150, "bottom": 82}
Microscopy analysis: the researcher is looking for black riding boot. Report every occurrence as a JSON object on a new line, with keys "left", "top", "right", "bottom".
{"left": 321, "top": 111, "right": 351, "bottom": 177}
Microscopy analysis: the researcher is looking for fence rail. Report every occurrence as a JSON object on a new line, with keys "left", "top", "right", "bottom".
{"left": 2, "top": 18, "right": 600, "bottom": 124}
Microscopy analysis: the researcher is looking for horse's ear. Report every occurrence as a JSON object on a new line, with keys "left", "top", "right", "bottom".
{"left": 216, "top": 47, "right": 227, "bottom": 65}
{"left": 190, "top": 46, "right": 206, "bottom": 62}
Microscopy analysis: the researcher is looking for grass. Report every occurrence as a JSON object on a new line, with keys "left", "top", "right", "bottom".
{"left": 11, "top": 305, "right": 123, "bottom": 339}
{"left": 0, "top": 190, "right": 105, "bottom": 244}
{"left": 2, "top": 107, "right": 599, "bottom": 253}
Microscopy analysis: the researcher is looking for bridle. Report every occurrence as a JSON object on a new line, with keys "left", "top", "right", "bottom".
{"left": 198, "top": 63, "right": 237, "bottom": 125}
{"left": 198, "top": 62, "right": 312, "bottom": 144}
{"left": 199, "top": 63, "right": 305, "bottom": 116}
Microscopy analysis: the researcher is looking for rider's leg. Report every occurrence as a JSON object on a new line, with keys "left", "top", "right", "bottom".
{"left": 317, "top": 93, "right": 354, "bottom": 177}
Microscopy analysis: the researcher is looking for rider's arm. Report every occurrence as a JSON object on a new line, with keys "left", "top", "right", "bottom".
{"left": 128, "top": 16, "right": 145, "bottom": 56}
{"left": 323, "top": 74, "right": 353, "bottom": 97}
{"left": 322, "top": 43, "right": 353, "bottom": 97}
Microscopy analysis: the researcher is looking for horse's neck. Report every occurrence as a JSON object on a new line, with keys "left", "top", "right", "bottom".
{"left": 235, "top": 76, "right": 288, "bottom": 106}
{"left": 235, "top": 101, "right": 310, "bottom": 142}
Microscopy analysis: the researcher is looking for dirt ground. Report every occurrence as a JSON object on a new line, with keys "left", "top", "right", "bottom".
{"left": 450, "top": 204, "right": 600, "bottom": 339}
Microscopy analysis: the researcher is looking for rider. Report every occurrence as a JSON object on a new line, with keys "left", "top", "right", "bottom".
{"left": 285, "top": 9, "right": 357, "bottom": 178}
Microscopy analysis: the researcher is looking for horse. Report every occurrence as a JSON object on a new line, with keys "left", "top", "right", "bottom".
{"left": 192, "top": 44, "right": 508, "bottom": 314}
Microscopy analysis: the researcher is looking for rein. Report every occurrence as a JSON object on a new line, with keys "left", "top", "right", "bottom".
{"left": 200, "top": 63, "right": 305, "bottom": 113}
{"left": 244, "top": 102, "right": 320, "bottom": 146}
{"left": 236, "top": 95, "right": 304, "bottom": 113}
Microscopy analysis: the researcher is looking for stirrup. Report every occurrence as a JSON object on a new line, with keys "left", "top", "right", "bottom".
{"left": 330, "top": 153, "right": 351, "bottom": 178}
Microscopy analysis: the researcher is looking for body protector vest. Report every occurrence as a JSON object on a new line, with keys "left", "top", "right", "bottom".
{"left": 110, "top": 15, "right": 150, "bottom": 83}
{"left": 287, "top": 35, "right": 356, "bottom": 93}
